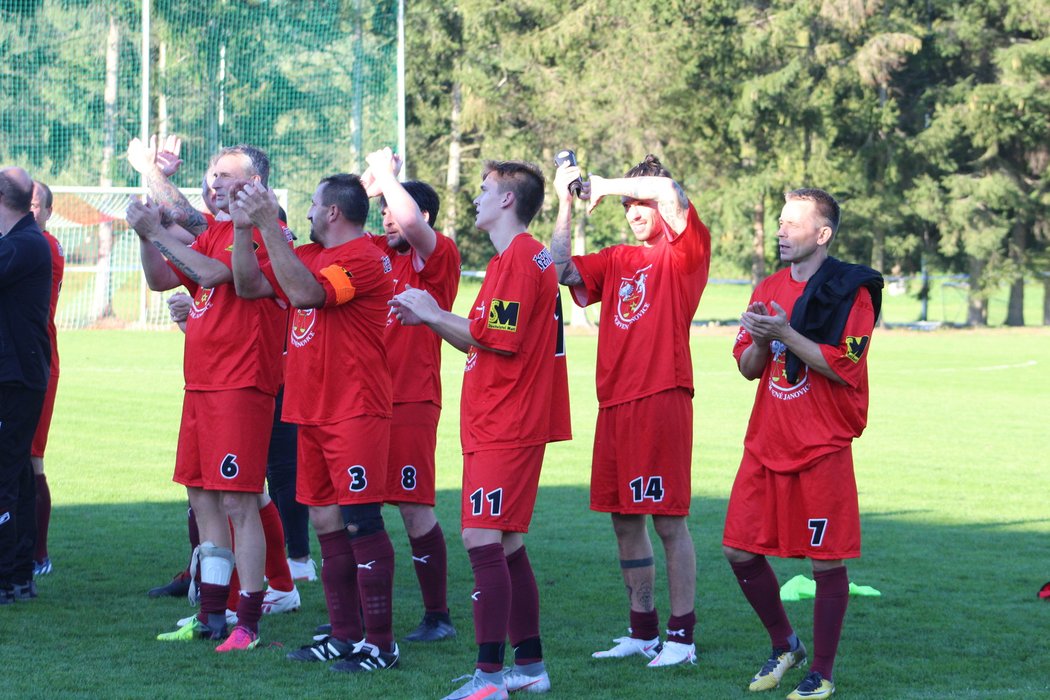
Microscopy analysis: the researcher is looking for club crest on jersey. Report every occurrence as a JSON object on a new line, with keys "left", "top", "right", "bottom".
{"left": 767, "top": 339, "right": 810, "bottom": 400}
{"left": 464, "top": 346, "right": 478, "bottom": 372}
{"left": 290, "top": 308, "right": 317, "bottom": 348}
{"left": 488, "top": 299, "right": 519, "bottom": 332}
{"left": 845, "top": 335, "right": 870, "bottom": 363}
{"left": 615, "top": 265, "right": 652, "bottom": 329}
{"left": 189, "top": 288, "right": 215, "bottom": 319}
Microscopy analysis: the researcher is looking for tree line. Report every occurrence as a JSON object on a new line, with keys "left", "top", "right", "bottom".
{"left": 2, "top": 0, "right": 1046, "bottom": 325}
{"left": 403, "top": 0, "right": 1049, "bottom": 326}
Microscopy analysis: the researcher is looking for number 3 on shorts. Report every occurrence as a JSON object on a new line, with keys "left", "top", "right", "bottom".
{"left": 347, "top": 465, "right": 368, "bottom": 492}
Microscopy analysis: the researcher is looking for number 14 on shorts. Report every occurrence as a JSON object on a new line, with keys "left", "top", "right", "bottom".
{"left": 629, "top": 476, "right": 664, "bottom": 503}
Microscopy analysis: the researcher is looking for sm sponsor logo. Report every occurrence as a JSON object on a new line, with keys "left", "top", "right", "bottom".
{"left": 487, "top": 299, "right": 520, "bottom": 332}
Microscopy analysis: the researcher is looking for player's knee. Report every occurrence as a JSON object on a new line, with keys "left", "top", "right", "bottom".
{"left": 652, "top": 514, "right": 689, "bottom": 541}
{"left": 198, "top": 541, "right": 235, "bottom": 585}
{"left": 723, "top": 544, "right": 751, "bottom": 563}
{"left": 341, "top": 503, "right": 385, "bottom": 539}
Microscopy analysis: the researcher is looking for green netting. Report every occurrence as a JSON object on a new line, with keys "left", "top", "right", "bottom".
{"left": 1, "top": 0, "right": 400, "bottom": 328}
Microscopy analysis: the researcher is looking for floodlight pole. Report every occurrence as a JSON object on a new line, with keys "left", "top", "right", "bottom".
{"left": 397, "top": 0, "right": 406, "bottom": 179}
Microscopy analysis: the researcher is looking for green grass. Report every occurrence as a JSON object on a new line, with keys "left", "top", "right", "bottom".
{"left": 7, "top": 326, "right": 1049, "bottom": 698}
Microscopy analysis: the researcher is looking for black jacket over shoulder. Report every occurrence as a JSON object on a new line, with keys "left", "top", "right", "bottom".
{"left": 785, "top": 256, "right": 884, "bottom": 385}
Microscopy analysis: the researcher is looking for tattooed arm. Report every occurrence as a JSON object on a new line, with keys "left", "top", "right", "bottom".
{"left": 587, "top": 175, "right": 690, "bottom": 235}
{"left": 128, "top": 135, "right": 208, "bottom": 236}
{"left": 552, "top": 162, "right": 586, "bottom": 291}
{"left": 127, "top": 197, "right": 230, "bottom": 290}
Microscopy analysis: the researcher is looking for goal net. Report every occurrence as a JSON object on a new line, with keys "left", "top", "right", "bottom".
{"left": 51, "top": 186, "right": 287, "bottom": 330}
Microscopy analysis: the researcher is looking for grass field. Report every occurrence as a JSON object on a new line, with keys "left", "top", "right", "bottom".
{"left": 6, "top": 324, "right": 1048, "bottom": 699}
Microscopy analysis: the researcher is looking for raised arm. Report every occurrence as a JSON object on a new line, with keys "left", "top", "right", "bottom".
{"left": 234, "top": 182, "right": 323, "bottom": 308}
{"left": 228, "top": 190, "right": 276, "bottom": 300}
{"left": 551, "top": 162, "right": 586, "bottom": 289}
{"left": 589, "top": 174, "right": 690, "bottom": 235}
{"left": 364, "top": 148, "right": 438, "bottom": 258}
{"left": 127, "top": 134, "right": 208, "bottom": 236}
{"left": 127, "top": 197, "right": 231, "bottom": 290}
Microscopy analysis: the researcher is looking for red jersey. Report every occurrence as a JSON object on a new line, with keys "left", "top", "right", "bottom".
{"left": 461, "top": 233, "right": 569, "bottom": 452}
{"left": 372, "top": 232, "right": 461, "bottom": 405}
{"left": 171, "top": 215, "right": 289, "bottom": 395}
{"left": 732, "top": 268, "right": 876, "bottom": 472}
{"left": 41, "top": 230, "right": 63, "bottom": 376}
{"left": 571, "top": 202, "right": 710, "bottom": 407}
{"left": 265, "top": 236, "right": 393, "bottom": 426}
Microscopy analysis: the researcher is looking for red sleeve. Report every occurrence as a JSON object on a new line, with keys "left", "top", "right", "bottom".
{"left": 570, "top": 246, "right": 613, "bottom": 308}
{"left": 668, "top": 203, "right": 711, "bottom": 276}
{"left": 820, "top": 287, "right": 876, "bottom": 388}
{"left": 317, "top": 247, "right": 390, "bottom": 309}
{"left": 417, "top": 234, "right": 461, "bottom": 310}
{"left": 732, "top": 282, "right": 764, "bottom": 365}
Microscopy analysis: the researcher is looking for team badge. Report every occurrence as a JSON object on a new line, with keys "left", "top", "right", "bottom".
{"left": 464, "top": 346, "right": 478, "bottom": 372}
{"left": 290, "top": 308, "right": 317, "bottom": 347}
{"left": 488, "top": 299, "right": 520, "bottom": 331}
{"left": 615, "top": 265, "right": 652, "bottom": 329}
{"left": 189, "top": 288, "right": 214, "bottom": 320}
{"left": 844, "top": 335, "right": 870, "bottom": 363}
{"left": 767, "top": 339, "right": 810, "bottom": 400}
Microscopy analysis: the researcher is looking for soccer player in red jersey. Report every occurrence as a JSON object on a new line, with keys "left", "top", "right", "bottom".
{"left": 28, "top": 181, "right": 63, "bottom": 577}
{"left": 363, "top": 147, "right": 461, "bottom": 642}
{"left": 127, "top": 139, "right": 288, "bottom": 651}
{"left": 390, "top": 160, "right": 569, "bottom": 699}
{"left": 723, "top": 188, "right": 882, "bottom": 699}
{"left": 551, "top": 155, "right": 711, "bottom": 667}
{"left": 231, "top": 174, "right": 400, "bottom": 673}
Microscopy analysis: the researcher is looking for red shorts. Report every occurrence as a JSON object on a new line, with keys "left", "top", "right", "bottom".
{"left": 296, "top": 415, "right": 390, "bottom": 507}
{"left": 461, "top": 444, "right": 545, "bottom": 533}
{"left": 174, "top": 388, "right": 273, "bottom": 493}
{"left": 590, "top": 388, "right": 693, "bottom": 516}
{"left": 30, "top": 371, "right": 59, "bottom": 458}
{"left": 723, "top": 446, "right": 861, "bottom": 560}
{"left": 385, "top": 401, "right": 440, "bottom": 506}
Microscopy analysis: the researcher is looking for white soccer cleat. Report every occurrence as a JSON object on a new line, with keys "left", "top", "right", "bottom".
{"left": 288, "top": 558, "right": 318, "bottom": 582}
{"left": 647, "top": 640, "right": 697, "bottom": 667}
{"left": 592, "top": 634, "right": 662, "bottom": 659}
{"left": 262, "top": 585, "right": 301, "bottom": 614}
{"left": 503, "top": 666, "right": 551, "bottom": 693}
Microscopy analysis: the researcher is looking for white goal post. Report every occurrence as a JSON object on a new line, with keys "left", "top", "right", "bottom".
{"left": 49, "top": 186, "right": 288, "bottom": 330}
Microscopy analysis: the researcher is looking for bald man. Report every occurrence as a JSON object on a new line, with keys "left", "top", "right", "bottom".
{"left": 0, "top": 166, "right": 52, "bottom": 603}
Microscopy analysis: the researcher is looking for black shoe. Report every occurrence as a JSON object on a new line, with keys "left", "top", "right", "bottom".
{"left": 330, "top": 641, "right": 399, "bottom": 673}
{"left": 13, "top": 581, "right": 36, "bottom": 601}
{"left": 404, "top": 611, "right": 456, "bottom": 642}
{"left": 286, "top": 635, "right": 354, "bottom": 662}
{"left": 148, "top": 571, "right": 191, "bottom": 598}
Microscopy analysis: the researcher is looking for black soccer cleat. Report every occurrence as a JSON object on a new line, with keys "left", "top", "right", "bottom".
{"left": 148, "top": 570, "right": 191, "bottom": 598}
{"left": 404, "top": 611, "right": 457, "bottom": 642}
